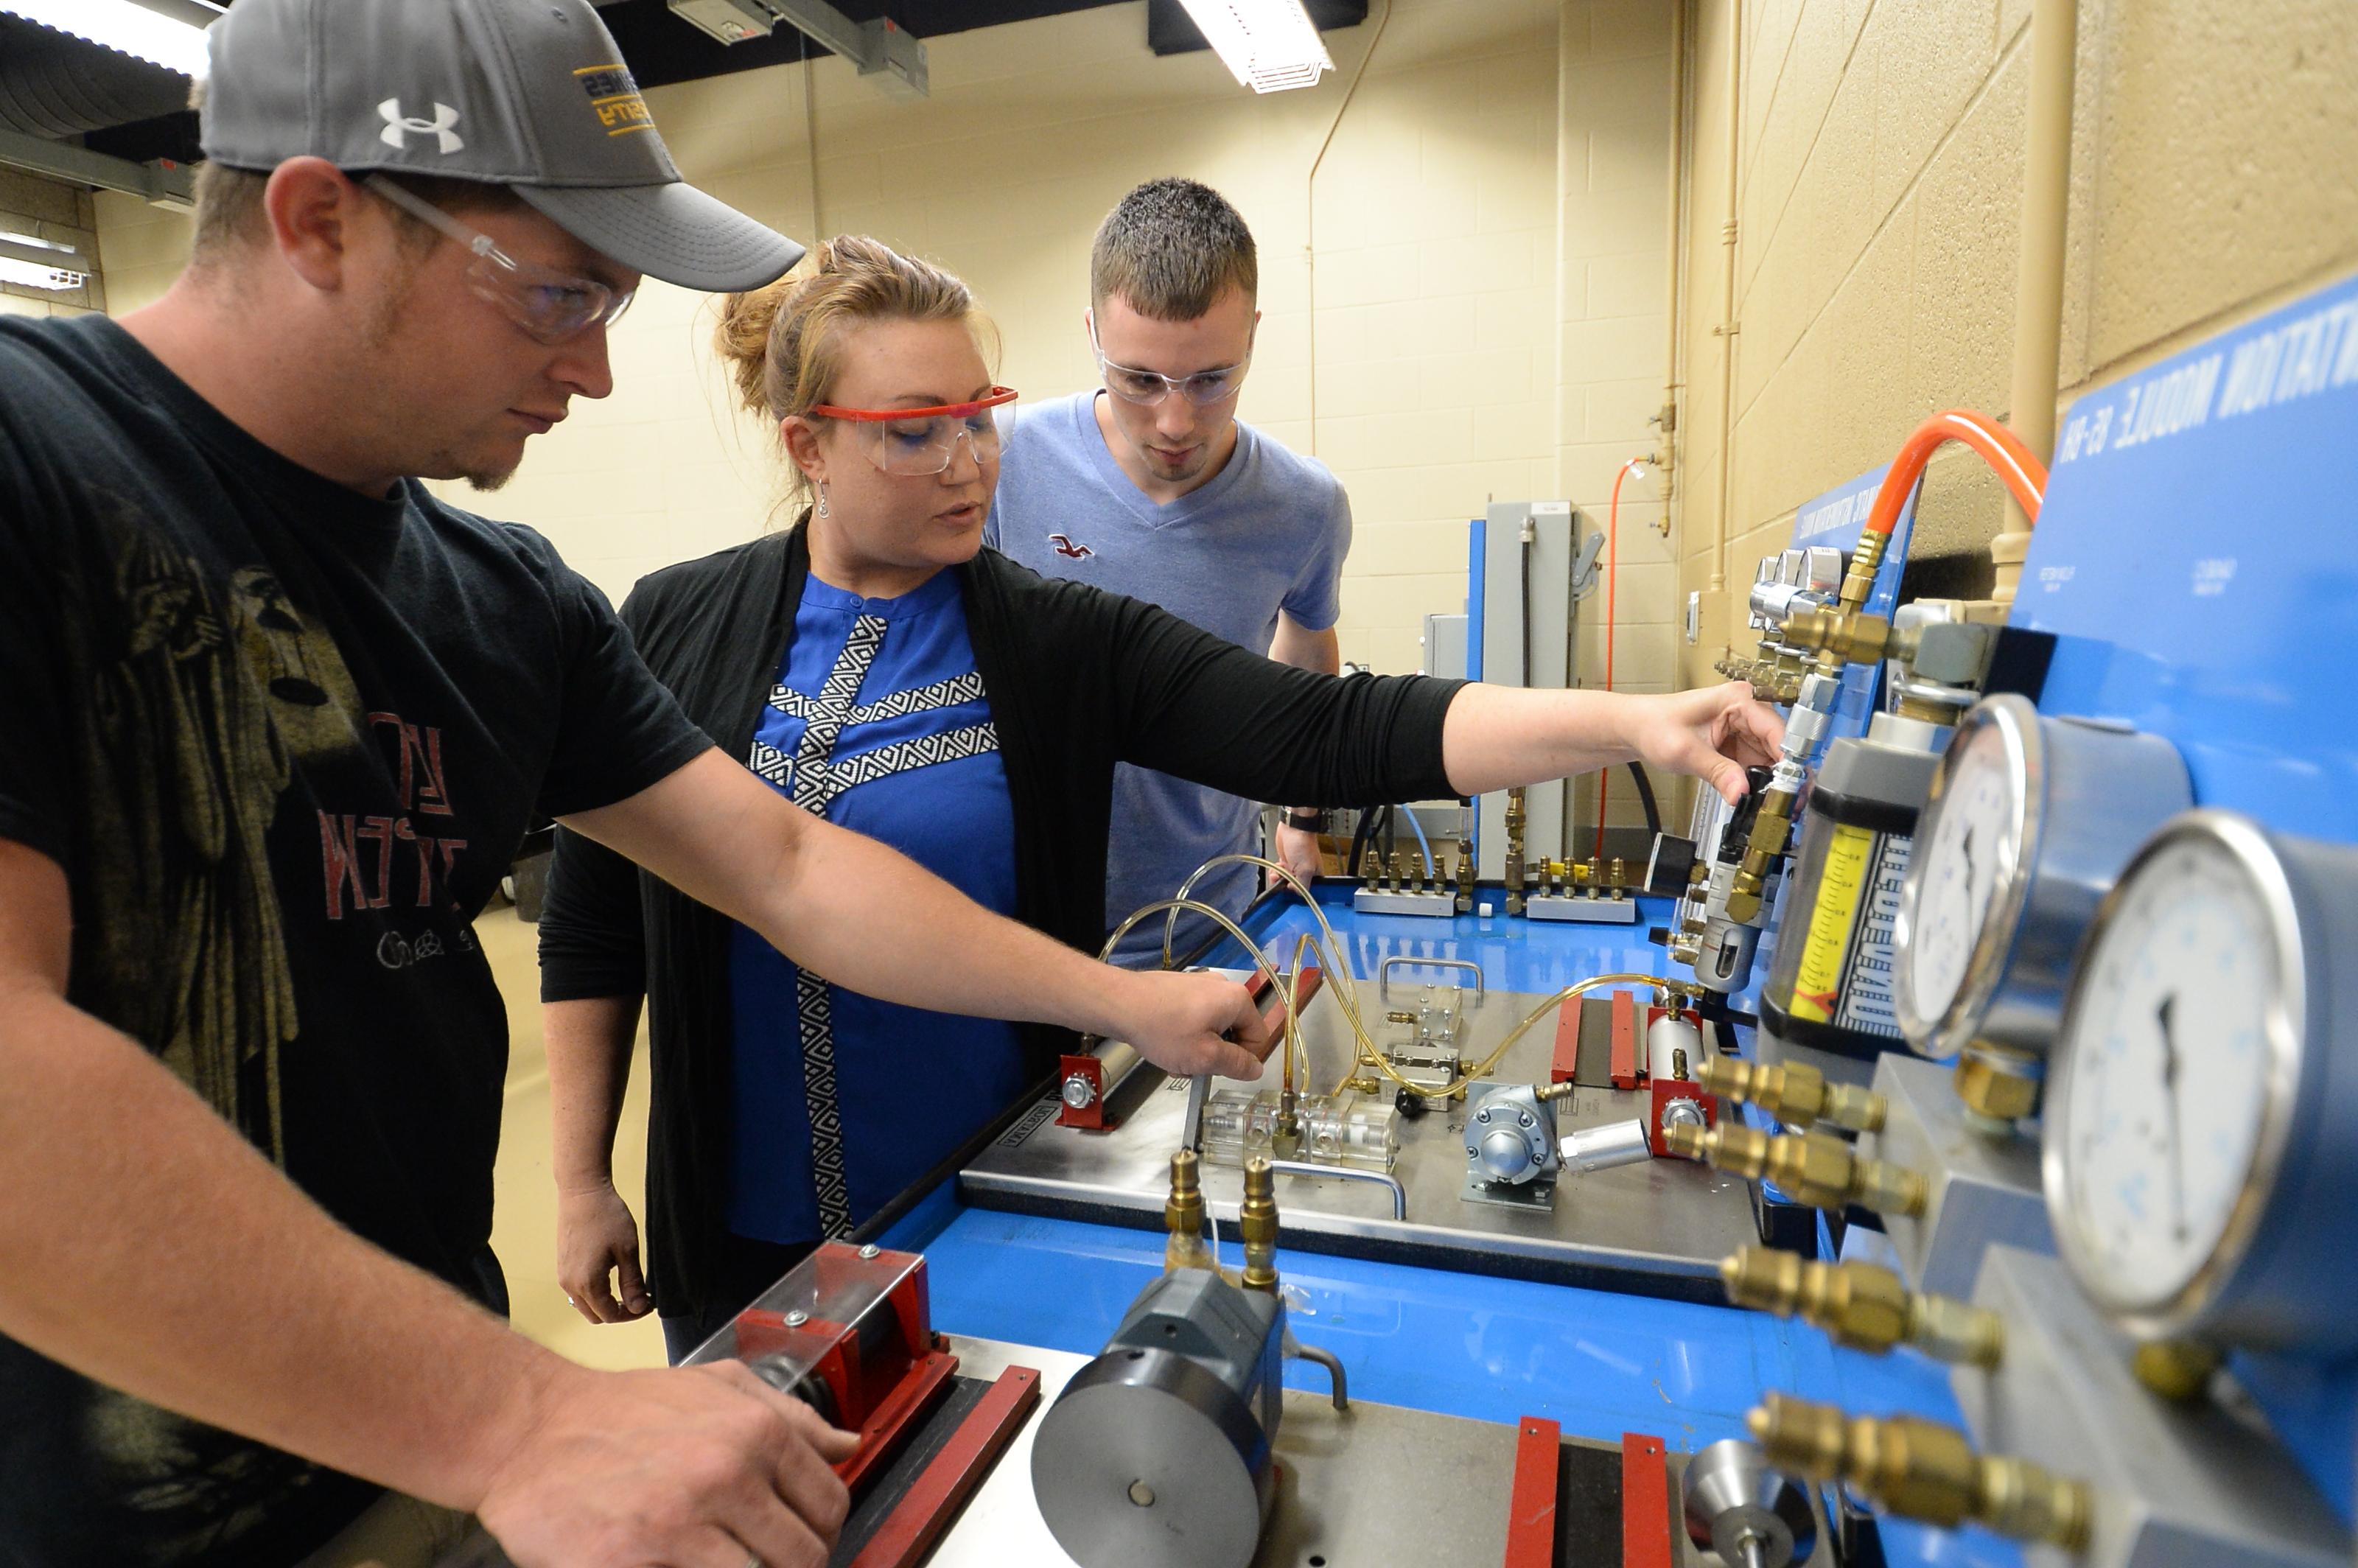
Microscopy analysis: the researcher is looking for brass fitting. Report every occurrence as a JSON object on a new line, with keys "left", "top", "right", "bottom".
{"left": 1834, "top": 528, "right": 1886, "bottom": 615}
{"left": 1453, "top": 841, "right": 1474, "bottom": 913}
{"left": 2132, "top": 1338, "right": 2223, "bottom": 1401}
{"left": 1748, "top": 1393, "right": 2090, "bottom": 1550}
{"left": 1164, "top": 1149, "right": 1211, "bottom": 1275}
{"left": 1725, "top": 787, "right": 1797, "bottom": 925}
{"left": 1676, "top": 1124, "right": 1928, "bottom": 1218}
{"left": 1239, "top": 1157, "right": 1280, "bottom": 1295}
{"left": 1783, "top": 606, "right": 1897, "bottom": 669}
{"left": 1720, "top": 1247, "right": 2003, "bottom": 1368}
{"left": 1359, "top": 847, "right": 1380, "bottom": 887}
{"left": 1953, "top": 1050, "right": 2043, "bottom": 1124}
{"left": 1502, "top": 788, "right": 1528, "bottom": 914}
{"left": 1698, "top": 1055, "right": 1886, "bottom": 1134}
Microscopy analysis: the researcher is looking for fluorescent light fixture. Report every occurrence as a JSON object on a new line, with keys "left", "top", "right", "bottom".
{"left": 0, "top": 0, "right": 212, "bottom": 77}
{"left": 1176, "top": 0, "right": 1334, "bottom": 94}
{"left": 0, "top": 231, "right": 92, "bottom": 291}
{"left": 0, "top": 230, "right": 94, "bottom": 284}
{"left": 0, "top": 258, "right": 86, "bottom": 292}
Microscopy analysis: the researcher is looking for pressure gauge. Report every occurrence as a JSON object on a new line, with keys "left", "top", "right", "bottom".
{"left": 2043, "top": 811, "right": 2358, "bottom": 1351}
{"left": 1893, "top": 696, "right": 2191, "bottom": 1062}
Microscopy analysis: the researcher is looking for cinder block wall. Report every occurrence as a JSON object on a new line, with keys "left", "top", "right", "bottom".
{"left": 94, "top": 0, "right": 1680, "bottom": 704}
{"left": 1674, "top": 0, "right": 2358, "bottom": 696}
{"left": 0, "top": 167, "right": 105, "bottom": 321}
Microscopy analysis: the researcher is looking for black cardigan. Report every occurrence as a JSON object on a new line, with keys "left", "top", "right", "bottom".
{"left": 538, "top": 524, "right": 1463, "bottom": 1323}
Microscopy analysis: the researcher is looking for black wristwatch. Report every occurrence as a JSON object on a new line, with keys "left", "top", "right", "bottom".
{"left": 1282, "top": 808, "right": 1325, "bottom": 832}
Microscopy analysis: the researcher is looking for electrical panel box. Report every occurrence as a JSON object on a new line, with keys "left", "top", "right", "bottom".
{"left": 1467, "top": 500, "right": 1578, "bottom": 882}
{"left": 1420, "top": 612, "right": 1467, "bottom": 679}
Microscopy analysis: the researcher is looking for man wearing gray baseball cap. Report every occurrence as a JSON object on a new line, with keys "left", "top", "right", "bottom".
{"left": 0, "top": 3, "right": 1270, "bottom": 1567}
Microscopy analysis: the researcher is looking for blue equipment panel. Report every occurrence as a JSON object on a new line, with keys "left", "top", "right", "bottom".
{"left": 2023, "top": 274, "right": 2358, "bottom": 838}
{"left": 2012, "top": 268, "right": 2358, "bottom": 1522}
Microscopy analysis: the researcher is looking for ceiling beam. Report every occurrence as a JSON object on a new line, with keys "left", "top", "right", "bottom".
{"left": 0, "top": 126, "right": 193, "bottom": 207}
{"left": 665, "top": 0, "right": 927, "bottom": 95}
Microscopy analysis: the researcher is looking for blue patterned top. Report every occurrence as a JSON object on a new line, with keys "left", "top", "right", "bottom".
{"left": 725, "top": 569, "right": 1024, "bottom": 1244}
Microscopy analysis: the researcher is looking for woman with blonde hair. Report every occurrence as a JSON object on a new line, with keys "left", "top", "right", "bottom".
{"left": 539, "top": 235, "right": 1780, "bottom": 1359}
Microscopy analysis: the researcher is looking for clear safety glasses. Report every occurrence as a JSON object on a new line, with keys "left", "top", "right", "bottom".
{"left": 808, "top": 388, "right": 1021, "bottom": 477}
{"left": 364, "top": 175, "right": 636, "bottom": 346}
{"left": 1091, "top": 324, "right": 1250, "bottom": 407}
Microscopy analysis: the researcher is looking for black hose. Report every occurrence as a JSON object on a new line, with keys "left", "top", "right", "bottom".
{"left": 1626, "top": 761, "right": 1663, "bottom": 836}
{"left": 1519, "top": 526, "right": 1535, "bottom": 686}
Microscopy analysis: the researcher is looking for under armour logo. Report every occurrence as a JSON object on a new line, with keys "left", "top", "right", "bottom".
{"left": 378, "top": 99, "right": 464, "bottom": 155}
{"left": 1048, "top": 533, "right": 1094, "bottom": 559}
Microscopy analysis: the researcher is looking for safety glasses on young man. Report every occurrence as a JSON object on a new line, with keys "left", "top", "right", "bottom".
{"left": 364, "top": 175, "right": 636, "bottom": 346}
{"left": 1090, "top": 323, "right": 1250, "bottom": 407}
{"left": 808, "top": 388, "right": 1020, "bottom": 477}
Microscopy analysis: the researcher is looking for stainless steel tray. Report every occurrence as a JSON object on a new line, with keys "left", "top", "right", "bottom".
{"left": 960, "top": 978, "right": 1762, "bottom": 1300}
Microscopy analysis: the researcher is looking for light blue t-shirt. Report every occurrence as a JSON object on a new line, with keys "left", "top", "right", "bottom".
{"left": 986, "top": 390, "right": 1351, "bottom": 962}
{"left": 725, "top": 569, "right": 1026, "bottom": 1245}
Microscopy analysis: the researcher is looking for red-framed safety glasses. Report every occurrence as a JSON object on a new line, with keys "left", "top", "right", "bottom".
{"left": 805, "top": 387, "right": 1020, "bottom": 476}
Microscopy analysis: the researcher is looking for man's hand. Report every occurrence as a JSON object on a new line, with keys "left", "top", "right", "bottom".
{"left": 1273, "top": 824, "right": 1324, "bottom": 888}
{"left": 556, "top": 1182, "right": 651, "bottom": 1325}
{"left": 1624, "top": 682, "right": 1786, "bottom": 805}
{"left": 1108, "top": 968, "right": 1273, "bottom": 1079}
{"left": 476, "top": 1362, "right": 860, "bottom": 1568}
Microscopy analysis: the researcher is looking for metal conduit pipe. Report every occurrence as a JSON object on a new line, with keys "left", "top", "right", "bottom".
{"left": 1710, "top": 0, "right": 1742, "bottom": 596}
{"left": 1993, "top": 0, "right": 2079, "bottom": 605}
{"left": 1656, "top": 0, "right": 1690, "bottom": 495}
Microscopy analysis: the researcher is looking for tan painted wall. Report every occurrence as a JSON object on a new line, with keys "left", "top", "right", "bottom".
{"left": 92, "top": 1, "right": 1687, "bottom": 696}
{"left": 1673, "top": 0, "right": 2358, "bottom": 687}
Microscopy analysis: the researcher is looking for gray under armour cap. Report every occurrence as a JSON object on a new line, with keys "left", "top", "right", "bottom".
{"left": 199, "top": 0, "right": 805, "bottom": 292}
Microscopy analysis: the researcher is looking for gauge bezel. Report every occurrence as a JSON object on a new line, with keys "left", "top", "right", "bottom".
{"left": 1894, "top": 694, "right": 2043, "bottom": 1054}
{"left": 2040, "top": 809, "right": 2310, "bottom": 1338}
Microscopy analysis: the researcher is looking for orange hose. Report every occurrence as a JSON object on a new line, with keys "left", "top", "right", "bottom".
{"left": 1595, "top": 457, "right": 1645, "bottom": 864}
{"left": 1865, "top": 410, "right": 2048, "bottom": 537}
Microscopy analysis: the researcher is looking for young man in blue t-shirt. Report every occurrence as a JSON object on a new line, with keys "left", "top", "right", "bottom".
{"left": 988, "top": 178, "right": 1351, "bottom": 962}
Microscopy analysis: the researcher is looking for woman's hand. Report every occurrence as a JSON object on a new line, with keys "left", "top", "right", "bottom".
{"left": 557, "top": 1181, "right": 652, "bottom": 1325}
{"left": 1623, "top": 682, "right": 1785, "bottom": 805}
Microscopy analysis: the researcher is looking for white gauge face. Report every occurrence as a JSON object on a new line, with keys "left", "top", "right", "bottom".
{"left": 1905, "top": 718, "right": 2023, "bottom": 1028}
{"left": 2052, "top": 833, "right": 2281, "bottom": 1311}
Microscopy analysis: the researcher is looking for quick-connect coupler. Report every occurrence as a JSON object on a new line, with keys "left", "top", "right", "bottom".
{"left": 1833, "top": 528, "right": 1886, "bottom": 617}
{"left": 1698, "top": 1055, "right": 1886, "bottom": 1134}
{"left": 1725, "top": 787, "right": 1798, "bottom": 925}
{"left": 1239, "top": 1157, "right": 1279, "bottom": 1295}
{"left": 1748, "top": 1392, "right": 2090, "bottom": 1550}
{"left": 1664, "top": 1122, "right": 1927, "bottom": 1219}
{"left": 1164, "top": 1149, "right": 1211, "bottom": 1275}
{"left": 1719, "top": 1247, "right": 2002, "bottom": 1368}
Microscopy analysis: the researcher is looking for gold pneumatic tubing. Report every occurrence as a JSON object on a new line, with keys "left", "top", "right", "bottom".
{"left": 1141, "top": 853, "right": 1704, "bottom": 1103}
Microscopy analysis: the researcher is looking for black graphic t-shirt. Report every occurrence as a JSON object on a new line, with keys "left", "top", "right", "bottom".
{"left": 0, "top": 315, "right": 713, "bottom": 1567}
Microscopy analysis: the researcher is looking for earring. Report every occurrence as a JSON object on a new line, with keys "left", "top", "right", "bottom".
{"left": 816, "top": 484, "right": 830, "bottom": 519}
